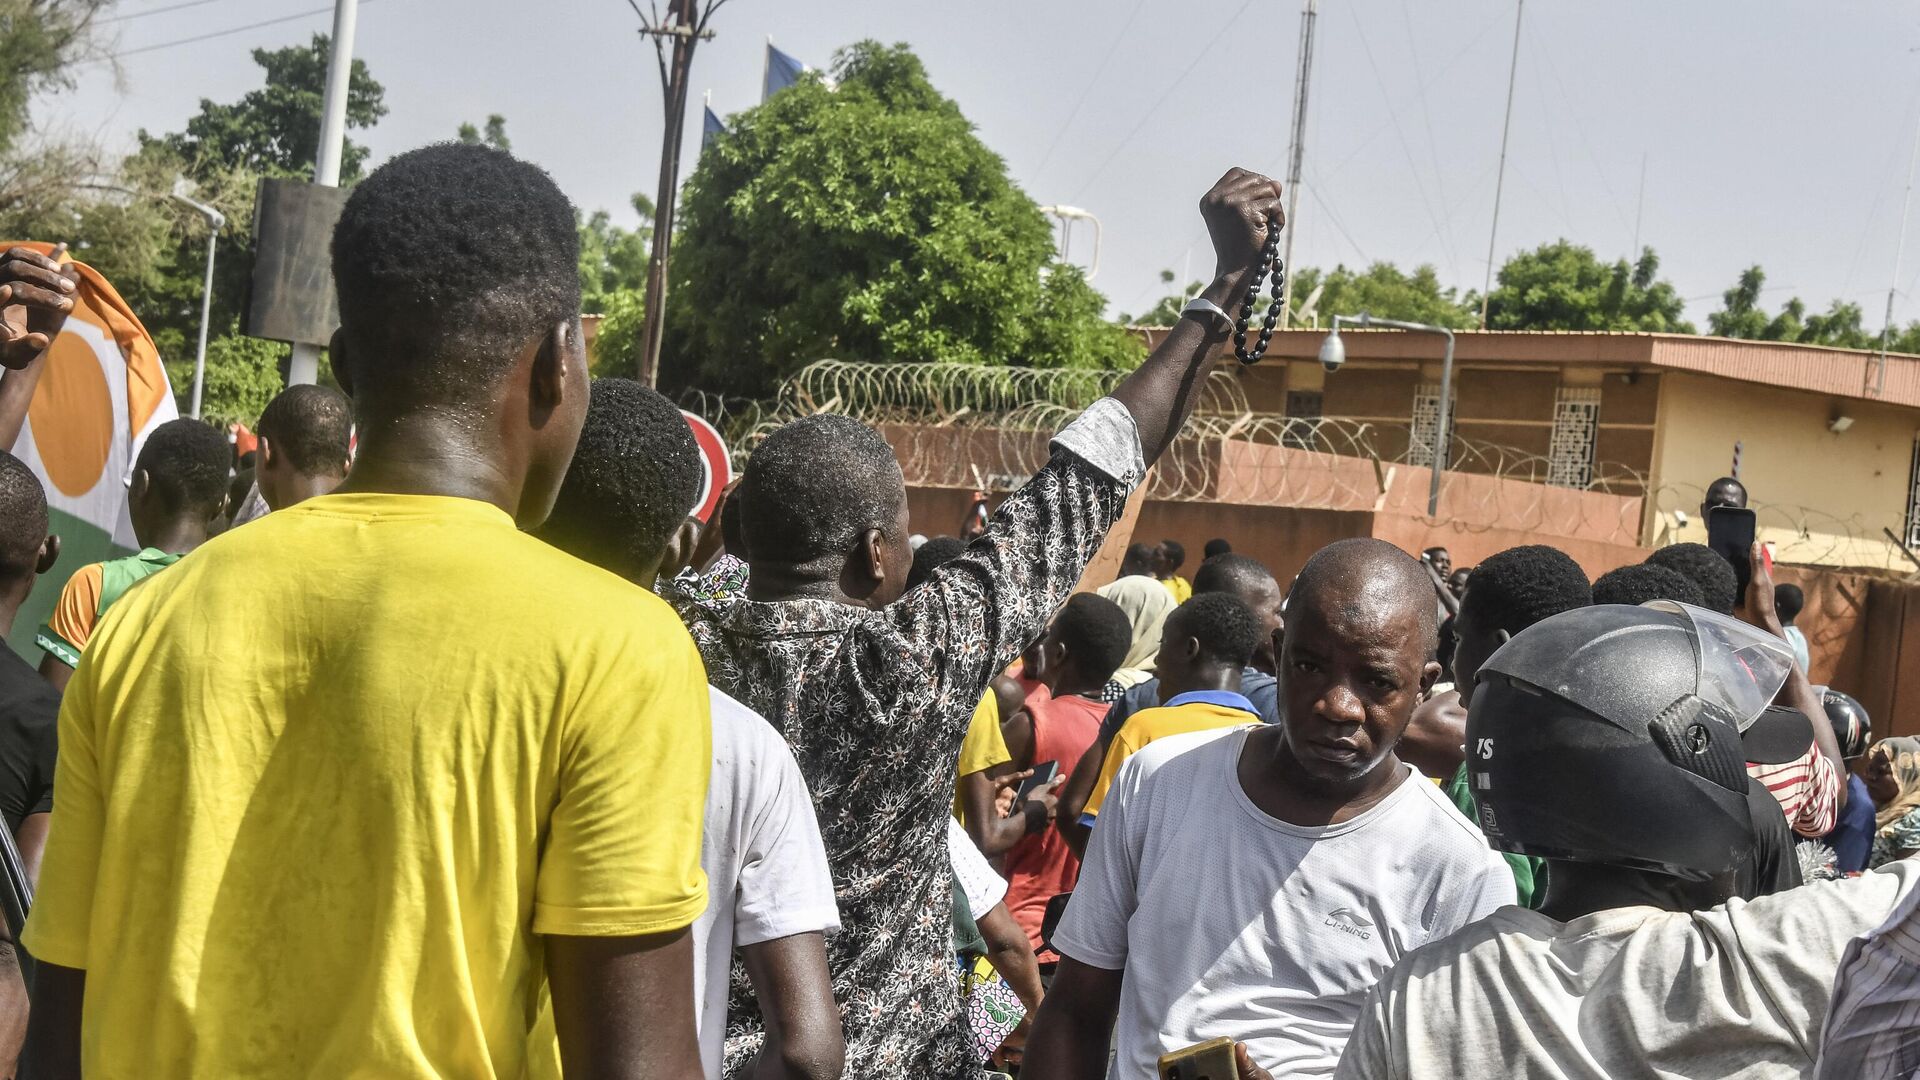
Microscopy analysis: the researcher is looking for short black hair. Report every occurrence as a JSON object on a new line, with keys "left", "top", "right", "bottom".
{"left": 1193, "top": 553, "right": 1277, "bottom": 599}
{"left": 1705, "top": 476, "right": 1748, "bottom": 509}
{"left": 257, "top": 384, "right": 352, "bottom": 476}
{"left": 741, "top": 414, "right": 904, "bottom": 570}
{"left": 1459, "top": 545, "right": 1592, "bottom": 635}
{"left": 1166, "top": 592, "right": 1261, "bottom": 669}
{"left": 719, "top": 483, "right": 747, "bottom": 559}
{"left": 537, "top": 378, "right": 702, "bottom": 576}
{"left": 1203, "top": 538, "right": 1232, "bottom": 560}
{"left": 332, "top": 143, "right": 581, "bottom": 412}
{"left": 0, "top": 451, "right": 47, "bottom": 581}
{"left": 1121, "top": 542, "right": 1158, "bottom": 576}
{"left": 907, "top": 536, "right": 966, "bottom": 591}
{"left": 135, "top": 419, "right": 231, "bottom": 517}
{"left": 1052, "top": 592, "right": 1134, "bottom": 685}
{"left": 1646, "top": 543, "right": 1740, "bottom": 616}
{"left": 1774, "top": 583, "right": 1805, "bottom": 623}
{"left": 1591, "top": 562, "right": 1703, "bottom": 608}
{"left": 1160, "top": 539, "right": 1185, "bottom": 570}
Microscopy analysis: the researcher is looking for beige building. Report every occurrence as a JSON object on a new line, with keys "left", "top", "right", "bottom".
{"left": 1223, "top": 328, "right": 1920, "bottom": 572}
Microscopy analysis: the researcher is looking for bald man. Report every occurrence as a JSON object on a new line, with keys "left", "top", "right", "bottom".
{"left": 1026, "top": 539, "right": 1515, "bottom": 1080}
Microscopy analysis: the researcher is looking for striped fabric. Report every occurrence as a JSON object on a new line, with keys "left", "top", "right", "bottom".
{"left": 1816, "top": 878, "right": 1920, "bottom": 1079}
{"left": 1749, "top": 744, "right": 1841, "bottom": 838}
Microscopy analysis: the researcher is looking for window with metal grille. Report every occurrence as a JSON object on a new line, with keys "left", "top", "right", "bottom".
{"left": 1409, "top": 384, "right": 1455, "bottom": 469}
{"left": 1283, "top": 390, "right": 1323, "bottom": 450}
{"left": 1547, "top": 387, "right": 1603, "bottom": 489}
{"left": 1906, "top": 437, "right": 1920, "bottom": 549}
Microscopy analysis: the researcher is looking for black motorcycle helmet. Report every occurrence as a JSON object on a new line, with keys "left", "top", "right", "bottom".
{"left": 1822, "top": 689, "right": 1872, "bottom": 761}
{"left": 1465, "top": 602, "right": 1794, "bottom": 881}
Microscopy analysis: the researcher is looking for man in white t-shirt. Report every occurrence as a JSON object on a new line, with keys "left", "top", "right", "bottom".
{"left": 1024, "top": 539, "right": 1515, "bottom": 1080}
{"left": 1336, "top": 601, "right": 1920, "bottom": 1080}
{"left": 533, "top": 379, "right": 843, "bottom": 1079}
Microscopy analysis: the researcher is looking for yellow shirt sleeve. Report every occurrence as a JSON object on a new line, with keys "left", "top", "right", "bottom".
{"left": 532, "top": 618, "right": 712, "bottom": 937}
{"left": 1083, "top": 723, "right": 1145, "bottom": 822}
{"left": 957, "top": 691, "right": 1011, "bottom": 779}
{"left": 21, "top": 666, "right": 104, "bottom": 967}
{"left": 38, "top": 563, "right": 103, "bottom": 665}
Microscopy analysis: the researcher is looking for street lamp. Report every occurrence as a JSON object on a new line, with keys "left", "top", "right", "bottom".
{"left": 1037, "top": 205, "right": 1102, "bottom": 280}
{"left": 1319, "top": 312, "right": 1458, "bottom": 517}
{"left": 170, "top": 183, "right": 225, "bottom": 421}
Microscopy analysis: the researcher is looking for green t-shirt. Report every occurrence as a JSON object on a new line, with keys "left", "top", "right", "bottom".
{"left": 1447, "top": 762, "right": 1544, "bottom": 909}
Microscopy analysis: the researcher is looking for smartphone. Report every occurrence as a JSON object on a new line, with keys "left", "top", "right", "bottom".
{"left": 1706, "top": 506, "right": 1758, "bottom": 598}
{"left": 1158, "top": 1037, "right": 1238, "bottom": 1080}
{"left": 1014, "top": 760, "right": 1059, "bottom": 804}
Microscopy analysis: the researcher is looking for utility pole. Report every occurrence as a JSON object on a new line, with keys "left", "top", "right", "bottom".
{"left": 633, "top": 0, "right": 724, "bottom": 387}
{"left": 1278, "top": 0, "right": 1318, "bottom": 328}
{"left": 1873, "top": 102, "right": 1920, "bottom": 398}
{"left": 288, "top": 0, "right": 358, "bottom": 386}
{"left": 1479, "top": 0, "right": 1524, "bottom": 330}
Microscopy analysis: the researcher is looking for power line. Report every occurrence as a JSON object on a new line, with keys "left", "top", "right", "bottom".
{"left": 105, "top": 3, "right": 361, "bottom": 61}
{"left": 1068, "top": 0, "right": 1258, "bottom": 201}
{"left": 1031, "top": 0, "right": 1152, "bottom": 180}
{"left": 99, "top": 0, "right": 242, "bottom": 24}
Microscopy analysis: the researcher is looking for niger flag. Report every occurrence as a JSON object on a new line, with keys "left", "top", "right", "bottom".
{"left": 5, "top": 242, "right": 179, "bottom": 660}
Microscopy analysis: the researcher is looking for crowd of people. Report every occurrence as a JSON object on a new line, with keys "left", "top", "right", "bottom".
{"left": 0, "top": 145, "right": 1914, "bottom": 1079}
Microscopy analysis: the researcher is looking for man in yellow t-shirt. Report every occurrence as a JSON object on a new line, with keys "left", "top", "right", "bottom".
{"left": 20, "top": 145, "right": 711, "bottom": 1079}
{"left": 1080, "top": 594, "right": 1264, "bottom": 824}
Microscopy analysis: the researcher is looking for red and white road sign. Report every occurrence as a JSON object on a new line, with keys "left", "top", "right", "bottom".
{"left": 682, "top": 410, "right": 733, "bottom": 524}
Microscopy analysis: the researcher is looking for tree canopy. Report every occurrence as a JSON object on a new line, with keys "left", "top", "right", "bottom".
{"left": 1485, "top": 241, "right": 1692, "bottom": 333}
{"left": 663, "top": 40, "right": 1141, "bottom": 397}
{"left": 1706, "top": 264, "right": 1920, "bottom": 351}
{"left": 1288, "top": 261, "right": 1478, "bottom": 329}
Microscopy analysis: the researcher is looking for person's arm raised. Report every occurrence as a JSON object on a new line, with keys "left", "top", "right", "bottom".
{"left": 0, "top": 245, "right": 77, "bottom": 451}
{"left": 1107, "top": 169, "right": 1285, "bottom": 464}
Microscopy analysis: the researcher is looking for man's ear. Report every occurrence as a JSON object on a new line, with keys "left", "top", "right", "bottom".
{"left": 129, "top": 468, "right": 151, "bottom": 504}
{"left": 35, "top": 535, "right": 59, "bottom": 576}
{"left": 328, "top": 329, "right": 353, "bottom": 398}
{"left": 530, "top": 321, "right": 577, "bottom": 412}
{"left": 661, "top": 518, "right": 702, "bottom": 579}
{"left": 257, "top": 435, "right": 276, "bottom": 472}
{"left": 1420, "top": 659, "right": 1443, "bottom": 695}
{"left": 1493, "top": 628, "right": 1511, "bottom": 647}
{"left": 861, "top": 528, "right": 887, "bottom": 583}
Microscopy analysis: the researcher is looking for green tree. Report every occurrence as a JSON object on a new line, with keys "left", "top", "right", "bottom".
{"left": 143, "top": 34, "right": 387, "bottom": 182}
{"left": 0, "top": 0, "right": 108, "bottom": 158}
{"left": 579, "top": 192, "right": 653, "bottom": 314}
{"left": 456, "top": 114, "right": 511, "bottom": 152}
{"left": 1486, "top": 242, "right": 1693, "bottom": 333}
{"left": 1121, "top": 270, "right": 1204, "bottom": 326}
{"left": 1289, "top": 261, "right": 1478, "bottom": 328}
{"left": 664, "top": 40, "right": 1140, "bottom": 396}
{"left": 1705, "top": 266, "right": 1886, "bottom": 350}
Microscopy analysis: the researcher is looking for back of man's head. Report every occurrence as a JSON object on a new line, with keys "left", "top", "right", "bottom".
{"left": 1166, "top": 593, "right": 1261, "bottom": 672}
{"left": 1591, "top": 562, "right": 1703, "bottom": 608}
{"left": 0, "top": 452, "right": 49, "bottom": 584}
{"left": 1646, "top": 543, "right": 1740, "bottom": 616}
{"left": 1203, "top": 537, "right": 1232, "bottom": 560}
{"left": 740, "top": 414, "right": 906, "bottom": 574}
{"left": 1774, "top": 583, "right": 1805, "bottom": 624}
{"left": 907, "top": 536, "right": 966, "bottom": 592}
{"left": 331, "top": 143, "right": 580, "bottom": 416}
{"left": 1051, "top": 592, "right": 1134, "bottom": 687}
{"left": 134, "top": 419, "right": 231, "bottom": 520}
{"left": 537, "top": 378, "right": 702, "bottom": 582}
{"left": 1458, "top": 546, "right": 1592, "bottom": 637}
{"left": 1160, "top": 539, "right": 1186, "bottom": 572}
{"left": 257, "top": 385, "right": 353, "bottom": 479}
{"left": 1120, "top": 542, "right": 1158, "bottom": 578}
{"left": 1193, "top": 553, "right": 1276, "bottom": 601}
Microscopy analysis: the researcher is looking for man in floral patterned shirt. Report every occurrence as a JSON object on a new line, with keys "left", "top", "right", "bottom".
{"left": 663, "top": 167, "right": 1287, "bottom": 1078}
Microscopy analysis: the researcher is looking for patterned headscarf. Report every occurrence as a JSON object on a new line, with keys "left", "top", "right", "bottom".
{"left": 1097, "top": 574, "right": 1177, "bottom": 690}
{"left": 1869, "top": 736, "right": 1920, "bottom": 834}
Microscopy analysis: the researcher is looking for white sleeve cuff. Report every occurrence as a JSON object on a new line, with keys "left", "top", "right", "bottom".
{"left": 1050, "top": 396, "right": 1146, "bottom": 495}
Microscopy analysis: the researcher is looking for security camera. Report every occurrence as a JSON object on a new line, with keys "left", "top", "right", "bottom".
{"left": 1318, "top": 328, "right": 1345, "bottom": 373}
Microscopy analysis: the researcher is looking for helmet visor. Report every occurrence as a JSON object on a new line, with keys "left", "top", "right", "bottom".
{"left": 1645, "top": 601, "right": 1793, "bottom": 732}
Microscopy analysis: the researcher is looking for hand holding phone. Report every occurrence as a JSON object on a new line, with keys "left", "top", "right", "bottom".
{"left": 1159, "top": 1038, "right": 1271, "bottom": 1080}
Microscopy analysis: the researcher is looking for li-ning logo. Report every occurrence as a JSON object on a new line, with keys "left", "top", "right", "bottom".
{"left": 1324, "top": 907, "right": 1374, "bottom": 941}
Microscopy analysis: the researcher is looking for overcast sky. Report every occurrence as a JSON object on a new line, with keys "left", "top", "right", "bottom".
{"left": 37, "top": 0, "right": 1920, "bottom": 327}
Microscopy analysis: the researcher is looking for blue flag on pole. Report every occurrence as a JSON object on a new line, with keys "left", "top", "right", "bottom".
{"left": 702, "top": 105, "right": 726, "bottom": 151}
{"left": 763, "top": 42, "right": 807, "bottom": 101}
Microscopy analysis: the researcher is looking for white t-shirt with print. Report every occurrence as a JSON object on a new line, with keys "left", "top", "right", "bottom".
{"left": 1053, "top": 728, "right": 1515, "bottom": 1080}
{"left": 697, "top": 689, "right": 841, "bottom": 1078}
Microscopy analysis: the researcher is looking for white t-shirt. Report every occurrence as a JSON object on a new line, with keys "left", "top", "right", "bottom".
{"left": 696, "top": 689, "right": 841, "bottom": 1079}
{"left": 1337, "top": 859, "right": 1920, "bottom": 1080}
{"left": 948, "top": 817, "right": 1008, "bottom": 921}
{"left": 1053, "top": 728, "right": 1515, "bottom": 1080}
